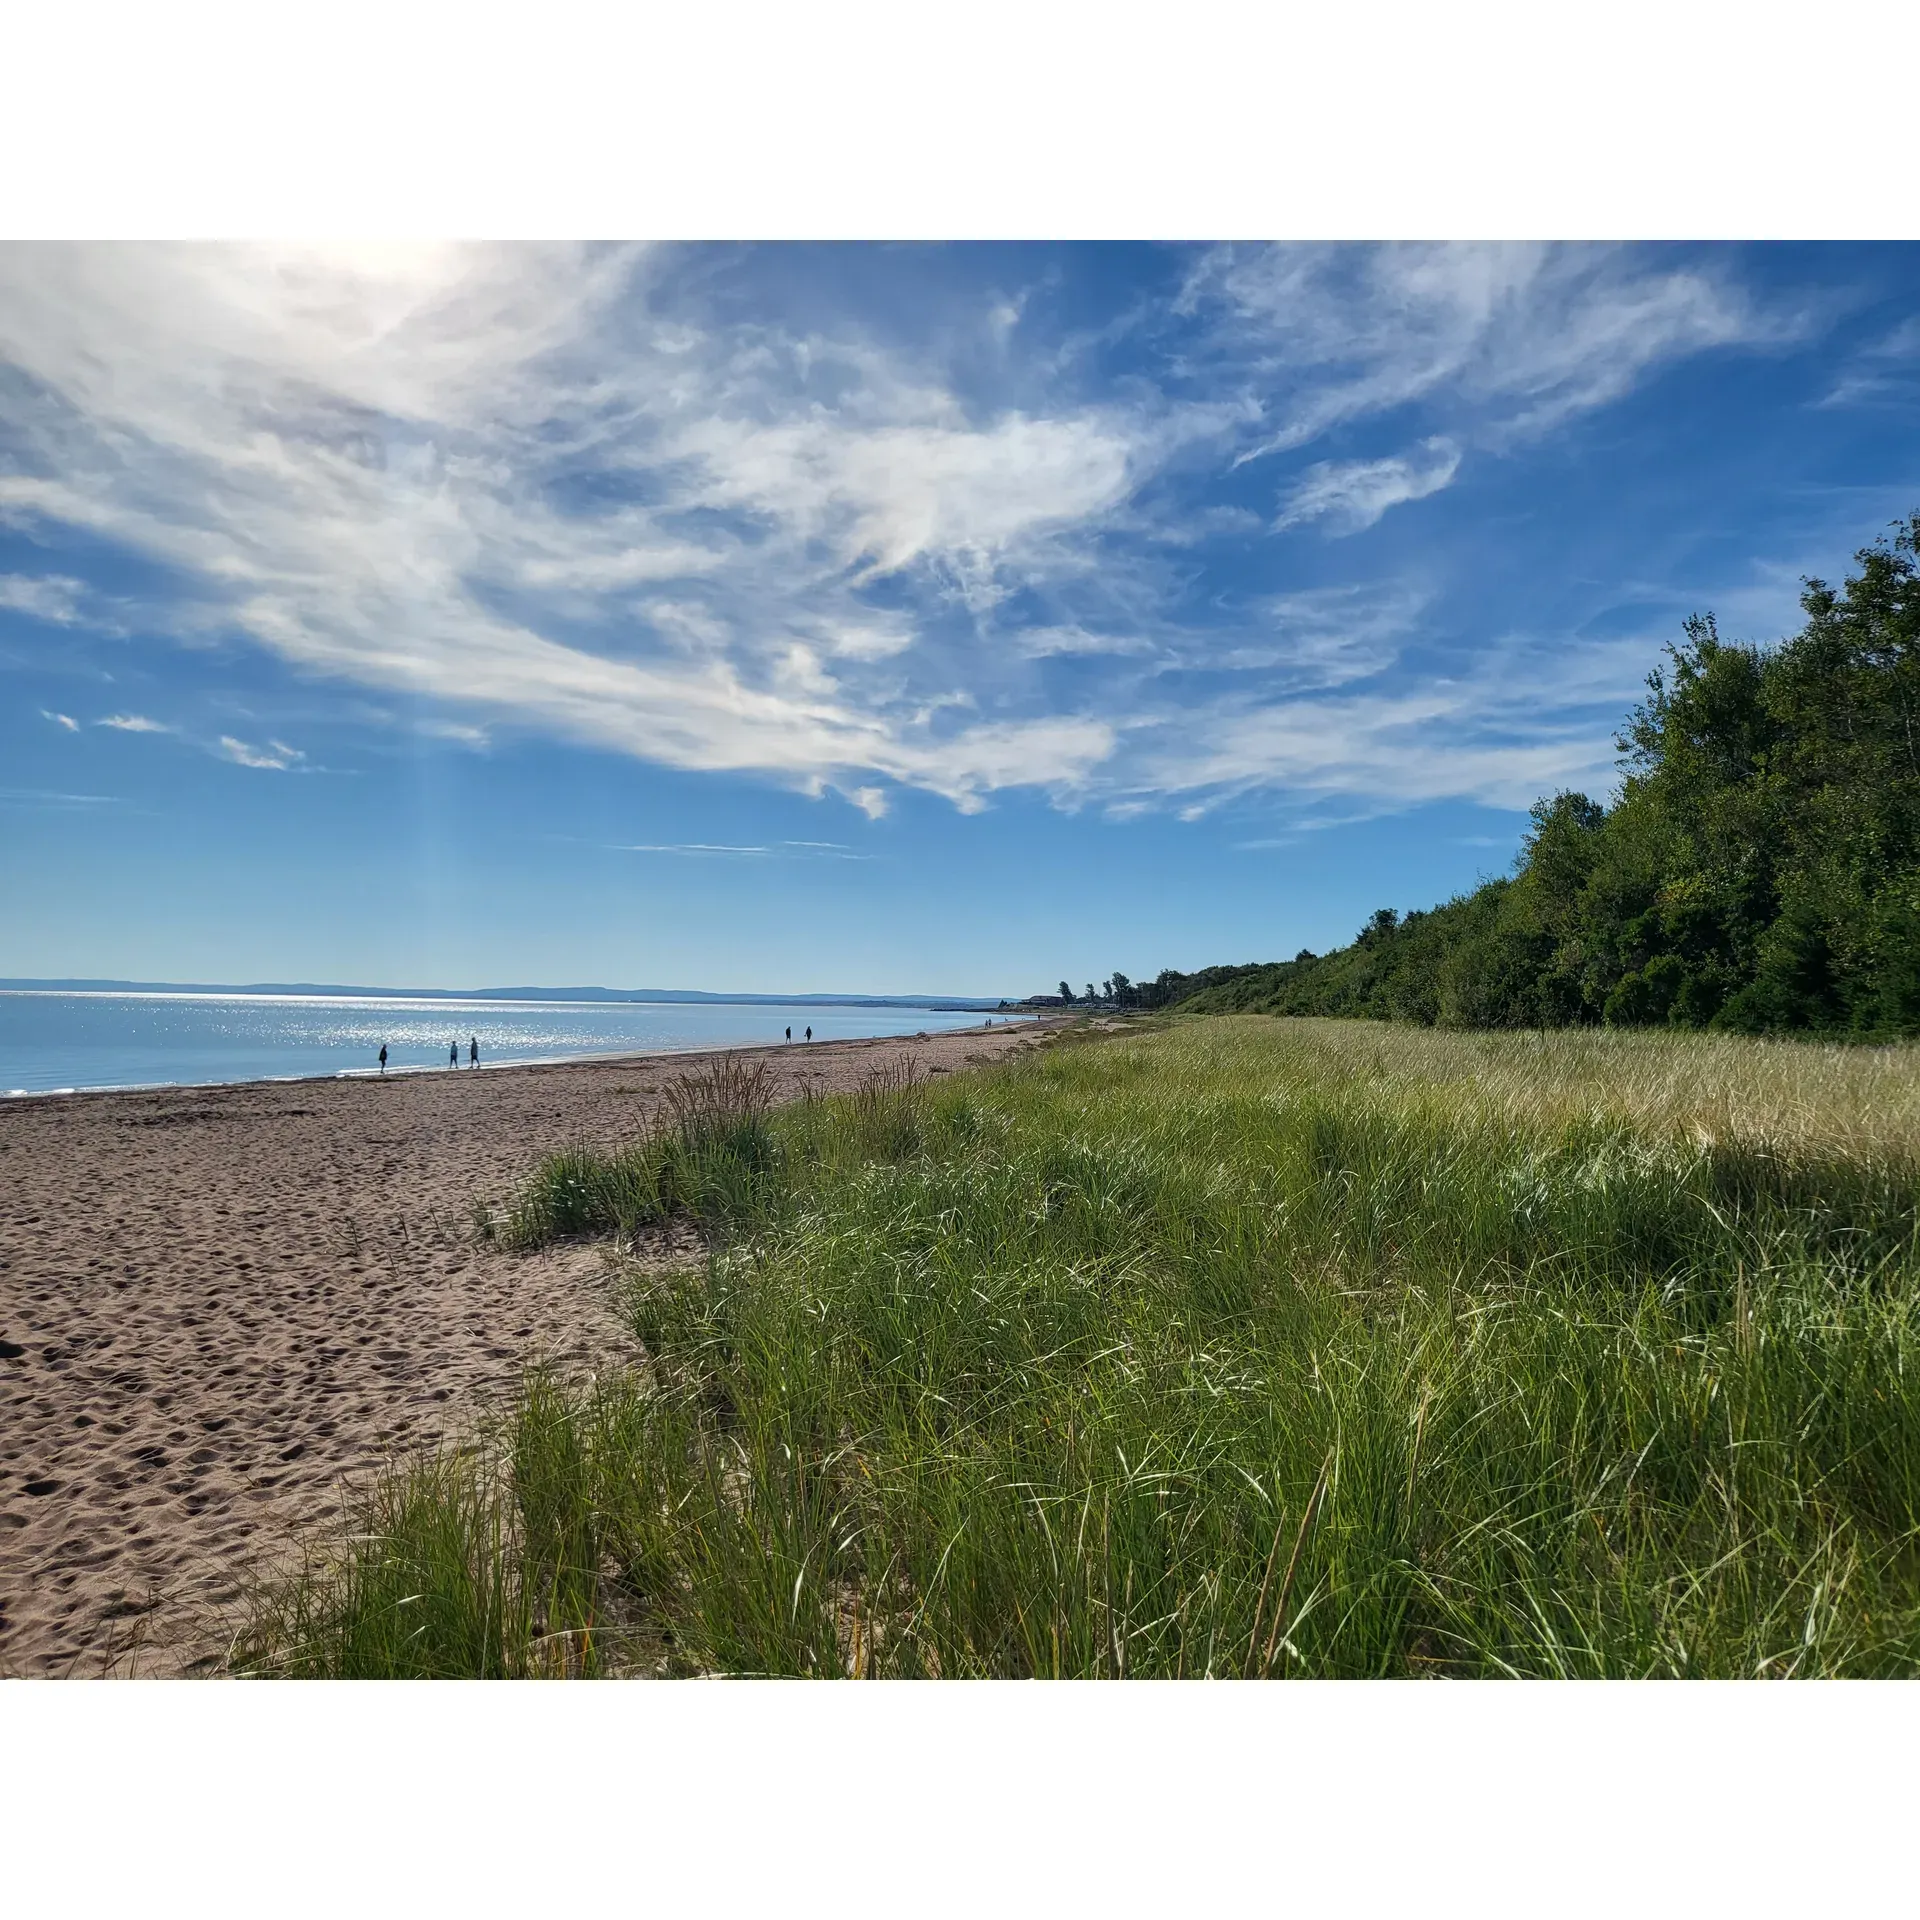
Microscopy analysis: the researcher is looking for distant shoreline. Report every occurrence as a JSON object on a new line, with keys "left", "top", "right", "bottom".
{"left": 0, "top": 979, "right": 1013, "bottom": 1011}
{"left": 0, "top": 1016, "right": 1043, "bottom": 1106}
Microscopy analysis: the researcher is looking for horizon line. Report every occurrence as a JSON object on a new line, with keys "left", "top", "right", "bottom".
{"left": 0, "top": 975, "right": 1024, "bottom": 1007}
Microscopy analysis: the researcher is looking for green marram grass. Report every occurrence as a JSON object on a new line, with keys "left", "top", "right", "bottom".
{"left": 237, "top": 1017, "right": 1920, "bottom": 1678}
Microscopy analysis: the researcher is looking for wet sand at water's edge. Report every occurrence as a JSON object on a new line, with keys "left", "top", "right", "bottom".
{"left": 0, "top": 1024, "right": 1046, "bottom": 1676}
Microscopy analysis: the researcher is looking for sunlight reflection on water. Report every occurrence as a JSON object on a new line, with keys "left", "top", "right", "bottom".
{"left": 0, "top": 992, "right": 1017, "bottom": 1095}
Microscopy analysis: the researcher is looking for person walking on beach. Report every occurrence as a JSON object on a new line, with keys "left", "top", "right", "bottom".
{"left": 785, "top": 1026, "right": 791, "bottom": 1042}
{"left": 469, "top": 1036, "right": 479, "bottom": 1068}
{"left": 805, "top": 1025, "right": 812, "bottom": 1042}
{"left": 378, "top": 1043, "right": 388, "bottom": 1076}
{"left": 449, "top": 1040, "right": 459, "bottom": 1069}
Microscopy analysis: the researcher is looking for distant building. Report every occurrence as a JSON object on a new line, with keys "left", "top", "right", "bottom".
{"left": 1022, "top": 994, "right": 1068, "bottom": 1007}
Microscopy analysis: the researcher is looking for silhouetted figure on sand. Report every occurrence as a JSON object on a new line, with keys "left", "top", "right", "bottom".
{"left": 449, "top": 1041, "right": 459, "bottom": 1068}
{"left": 378, "top": 1044, "right": 387, "bottom": 1076}
{"left": 805, "top": 1026, "right": 812, "bottom": 1042}
{"left": 785, "top": 1026, "right": 791, "bottom": 1042}
{"left": 469, "top": 1036, "right": 479, "bottom": 1068}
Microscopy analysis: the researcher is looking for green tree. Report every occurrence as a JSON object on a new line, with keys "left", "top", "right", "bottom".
{"left": 1165, "top": 509, "right": 1920, "bottom": 1042}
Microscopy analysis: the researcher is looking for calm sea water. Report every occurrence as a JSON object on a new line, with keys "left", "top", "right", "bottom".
{"left": 0, "top": 992, "right": 1019, "bottom": 1096}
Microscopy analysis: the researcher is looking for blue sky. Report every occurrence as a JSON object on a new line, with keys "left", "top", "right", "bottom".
{"left": 2, "top": 241, "right": 1917, "bottom": 996}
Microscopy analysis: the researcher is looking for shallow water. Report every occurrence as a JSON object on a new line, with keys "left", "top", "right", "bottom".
{"left": 0, "top": 991, "right": 1019, "bottom": 1096}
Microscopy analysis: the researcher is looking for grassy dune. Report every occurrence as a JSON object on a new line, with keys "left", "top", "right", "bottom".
{"left": 240, "top": 1018, "right": 1920, "bottom": 1678}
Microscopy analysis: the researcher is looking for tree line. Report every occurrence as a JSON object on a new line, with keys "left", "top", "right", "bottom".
{"left": 1050, "top": 975, "right": 1145, "bottom": 1008}
{"left": 1142, "top": 512, "right": 1920, "bottom": 1038}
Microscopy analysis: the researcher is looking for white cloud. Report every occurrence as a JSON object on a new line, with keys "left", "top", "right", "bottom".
{"left": 96, "top": 713, "right": 170, "bottom": 732}
{"left": 672, "top": 408, "right": 1137, "bottom": 585}
{"left": 987, "top": 296, "right": 1025, "bottom": 345}
{"left": 217, "top": 735, "right": 303, "bottom": 769}
{"left": 1132, "top": 630, "right": 1658, "bottom": 814}
{"left": 1275, "top": 438, "right": 1461, "bottom": 535}
{"left": 1817, "top": 315, "right": 1920, "bottom": 408}
{"left": 0, "top": 786, "right": 119, "bottom": 808}
{"left": 1149, "top": 504, "right": 1266, "bottom": 546}
{"left": 1170, "top": 584, "right": 1423, "bottom": 689}
{"left": 0, "top": 244, "right": 1169, "bottom": 813}
{"left": 0, "top": 243, "right": 1791, "bottom": 824}
{"left": 0, "top": 572, "right": 87, "bottom": 623}
{"left": 612, "top": 837, "right": 876, "bottom": 861}
{"left": 1014, "top": 624, "right": 1159, "bottom": 659}
{"left": 617, "top": 842, "right": 770, "bottom": 856}
{"left": 818, "top": 618, "right": 916, "bottom": 662}
{"left": 41, "top": 708, "right": 78, "bottom": 730}
{"left": 1190, "top": 242, "right": 1785, "bottom": 459}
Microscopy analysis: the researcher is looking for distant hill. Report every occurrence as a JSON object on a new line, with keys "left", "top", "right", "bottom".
{"left": 0, "top": 979, "right": 1009, "bottom": 1011}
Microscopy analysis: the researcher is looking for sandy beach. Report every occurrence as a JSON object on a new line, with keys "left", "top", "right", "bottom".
{"left": 0, "top": 1022, "right": 1045, "bottom": 1677}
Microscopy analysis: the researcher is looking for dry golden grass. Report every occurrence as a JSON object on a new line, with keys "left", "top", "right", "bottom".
{"left": 1163, "top": 1016, "right": 1920, "bottom": 1164}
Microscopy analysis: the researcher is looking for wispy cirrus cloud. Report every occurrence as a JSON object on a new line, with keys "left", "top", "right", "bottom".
{"left": 1275, "top": 438, "right": 1461, "bottom": 535}
{"left": 1818, "top": 315, "right": 1920, "bottom": 409}
{"left": 418, "top": 719, "right": 489, "bottom": 746}
{"left": 1156, "top": 583, "right": 1425, "bottom": 690}
{"left": 613, "top": 838, "right": 874, "bottom": 860}
{"left": 1133, "top": 626, "right": 1664, "bottom": 820}
{"left": 217, "top": 735, "right": 304, "bottom": 770}
{"left": 0, "top": 786, "right": 119, "bottom": 808}
{"left": 0, "top": 572, "right": 88, "bottom": 624}
{"left": 0, "top": 243, "right": 1803, "bottom": 825}
{"left": 1190, "top": 242, "right": 1786, "bottom": 461}
{"left": 1012, "top": 624, "right": 1160, "bottom": 660}
{"left": 0, "top": 245, "right": 1151, "bottom": 814}
{"left": 617, "top": 842, "right": 771, "bottom": 856}
{"left": 97, "top": 713, "right": 170, "bottom": 733}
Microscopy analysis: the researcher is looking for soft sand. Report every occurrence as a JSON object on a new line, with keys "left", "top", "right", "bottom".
{"left": 0, "top": 1023, "right": 1045, "bottom": 1677}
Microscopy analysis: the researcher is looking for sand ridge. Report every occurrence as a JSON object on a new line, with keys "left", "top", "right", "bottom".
{"left": 0, "top": 1023, "right": 1045, "bottom": 1677}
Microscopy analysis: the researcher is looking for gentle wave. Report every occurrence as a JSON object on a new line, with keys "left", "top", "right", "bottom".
{"left": 0, "top": 991, "right": 1021, "bottom": 1096}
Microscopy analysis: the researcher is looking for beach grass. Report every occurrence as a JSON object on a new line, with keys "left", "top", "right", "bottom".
{"left": 239, "top": 1017, "right": 1920, "bottom": 1678}
{"left": 489, "top": 1053, "right": 781, "bottom": 1249}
